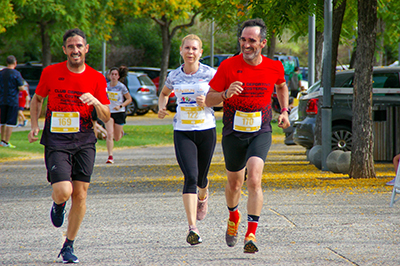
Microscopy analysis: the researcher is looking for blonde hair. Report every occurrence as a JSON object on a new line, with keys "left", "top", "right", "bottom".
{"left": 181, "top": 34, "right": 202, "bottom": 49}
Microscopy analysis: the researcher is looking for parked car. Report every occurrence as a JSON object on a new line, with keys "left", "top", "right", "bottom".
{"left": 15, "top": 62, "right": 43, "bottom": 97}
{"left": 293, "top": 67, "right": 400, "bottom": 160}
{"left": 128, "top": 66, "right": 176, "bottom": 112}
{"left": 200, "top": 54, "right": 232, "bottom": 68}
{"left": 283, "top": 106, "right": 299, "bottom": 145}
{"left": 124, "top": 72, "right": 158, "bottom": 116}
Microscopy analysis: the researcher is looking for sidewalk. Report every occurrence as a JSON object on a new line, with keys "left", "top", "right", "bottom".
{"left": 2, "top": 112, "right": 400, "bottom": 265}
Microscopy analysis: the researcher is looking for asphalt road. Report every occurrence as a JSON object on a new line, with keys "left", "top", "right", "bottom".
{"left": 2, "top": 112, "right": 400, "bottom": 265}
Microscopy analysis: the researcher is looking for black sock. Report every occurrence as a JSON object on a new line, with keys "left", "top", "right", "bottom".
{"left": 55, "top": 202, "right": 66, "bottom": 207}
{"left": 228, "top": 204, "right": 239, "bottom": 212}
{"left": 247, "top": 214, "right": 260, "bottom": 222}
{"left": 64, "top": 238, "right": 74, "bottom": 247}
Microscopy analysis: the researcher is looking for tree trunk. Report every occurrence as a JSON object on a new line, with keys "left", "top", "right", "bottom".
{"left": 315, "top": 30, "right": 324, "bottom": 82}
{"left": 40, "top": 21, "right": 51, "bottom": 67}
{"left": 266, "top": 33, "right": 276, "bottom": 59}
{"left": 349, "top": 0, "right": 377, "bottom": 179}
{"left": 331, "top": 0, "right": 346, "bottom": 86}
{"left": 157, "top": 17, "right": 171, "bottom": 92}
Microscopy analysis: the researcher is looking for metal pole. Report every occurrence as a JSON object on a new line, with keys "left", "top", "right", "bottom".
{"left": 308, "top": 15, "right": 316, "bottom": 86}
{"left": 211, "top": 19, "right": 215, "bottom": 68}
{"left": 102, "top": 41, "right": 106, "bottom": 76}
{"left": 321, "top": 0, "right": 333, "bottom": 171}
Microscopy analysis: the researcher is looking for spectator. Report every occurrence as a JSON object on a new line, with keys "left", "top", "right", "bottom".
{"left": 386, "top": 154, "right": 400, "bottom": 186}
{"left": 17, "top": 80, "right": 30, "bottom": 127}
{"left": 0, "top": 55, "right": 25, "bottom": 148}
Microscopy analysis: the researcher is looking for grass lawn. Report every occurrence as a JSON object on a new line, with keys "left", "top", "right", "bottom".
{"left": 0, "top": 119, "right": 285, "bottom": 161}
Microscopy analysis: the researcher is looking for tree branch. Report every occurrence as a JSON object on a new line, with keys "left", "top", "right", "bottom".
{"left": 171, "top": 11, "right": 201, "bottom": 38}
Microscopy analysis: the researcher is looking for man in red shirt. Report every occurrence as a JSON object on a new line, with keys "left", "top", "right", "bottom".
{"left": 206, "top": 18, "right": 290, "bottom": 254}
{"left": 28, "top": 28, "right": 110, "bottom": 263}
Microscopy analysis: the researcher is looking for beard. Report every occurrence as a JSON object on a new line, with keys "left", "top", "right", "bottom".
{"left": 241, "top": 46, "right": 262, "bottom": 62}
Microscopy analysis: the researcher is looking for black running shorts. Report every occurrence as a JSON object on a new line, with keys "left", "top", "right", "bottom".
{"left": 222, "top": 132, "right": 272, "bottom": 172}
{"left": 44, "top": 143, "right": 96, "bottom": 184}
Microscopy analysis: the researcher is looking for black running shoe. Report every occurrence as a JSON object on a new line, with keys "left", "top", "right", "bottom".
{"left": 58, "top": 245, "right": 79, "bottom": 263}
{"left": 50, "top": 202, "right": 66, "bottom": 228}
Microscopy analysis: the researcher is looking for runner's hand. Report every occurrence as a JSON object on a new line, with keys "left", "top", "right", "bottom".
{"left": 28, "top": 128, "right": 40, "bottom": 143}
{"left": 158, "top": 107, "right": 169, "bottom": 119}
{"left": 278, "top": 113, "right": 290, "bottom": 129}
{"left": 196, "top": 95, "right": 206, "bottom": 107}
{"left": 227, "top": 81, "right": 244, "bottom": 98}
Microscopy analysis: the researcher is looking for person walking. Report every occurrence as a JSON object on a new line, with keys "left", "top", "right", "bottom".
{"left": 288, "top": 66, "right": 303, "bottom": 98}
{"left": 205, "top": 18, "right": 290, "bottom": 254}
{"left": 0, "top": 55, "right": 25, "bottom": 148}
{"left": 105, "top": 66, "right": 132, "bottom": 164}
{"left": 28, "top": 28, "right": 110, "bottom": 263}
{"left": 17, "top": 80, "right": 30, "bottom": 127}
{"left": 158, "top": 34, "right": 217, "bottom": 246}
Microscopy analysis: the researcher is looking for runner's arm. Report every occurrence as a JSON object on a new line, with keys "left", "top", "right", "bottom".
{"left": 28, "top": 94, "right": 44, "bottom": 143}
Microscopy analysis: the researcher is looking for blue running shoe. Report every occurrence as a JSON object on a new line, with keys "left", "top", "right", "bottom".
{"left": 50, "top": 202, "right": 66, "bottom": 228}
{"left": 58, "top": 245, "right": 79, "bottom": 263}
{"left": 386, "top": 178, "right": 396, "bottom": 186}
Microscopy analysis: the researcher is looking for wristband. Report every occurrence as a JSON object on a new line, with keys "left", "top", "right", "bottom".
{"left": 281, "top": 107, "right": 290, "bottom": 114}
{"left": 221, "top": 91, "right": 227, "bottom": 100}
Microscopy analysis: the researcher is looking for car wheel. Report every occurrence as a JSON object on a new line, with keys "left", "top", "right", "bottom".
{"left": 136, "top": 109, "right": 149, "bottom": 116}
{"left": 126, "top": 101, "right": 137, "bottom": 116}
{"left": 331, "top": 125, "right": 352, "bottom": 151}
{"left": 167, "top": 105, "right": 177, "bottom": 112}
{"left": 151, "top": 106, "right": 159, "bottom": 114}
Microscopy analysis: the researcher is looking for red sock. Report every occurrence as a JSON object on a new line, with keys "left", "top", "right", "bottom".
{"left": 246, "top": 221, "right": 258, "bottom": 237}
{"left": 229, "top": 209, "right": 240, "bottom": 223}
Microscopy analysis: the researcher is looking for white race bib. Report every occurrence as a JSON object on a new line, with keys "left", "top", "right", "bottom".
{"left": 107, "top": 91, "right": 119, "bottom": 102}
{"left": 50, "top": 112, "right": 80, "bottom": 133}
{"left": 180, "top": 106, "right": 206, "bottom": 125}
{"left": 233, "top": 110, "right": 262, "bottom": 133}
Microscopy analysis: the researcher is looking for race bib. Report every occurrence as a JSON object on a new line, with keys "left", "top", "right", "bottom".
{"left": 50, "top": 112, "right": 80, "bottom": 133}
{"left": 180, "top": 106, "right": 206, "bottom": 124}
{"left": 233, "top": 110, "right": 262, "bottom": 133}
{"left": 107, "top": 91, "right": 119, "bottom": 102}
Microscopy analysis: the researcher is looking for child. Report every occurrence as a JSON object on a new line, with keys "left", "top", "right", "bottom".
{"left": 18, "top": 81, "right": 30, "bottom": 127}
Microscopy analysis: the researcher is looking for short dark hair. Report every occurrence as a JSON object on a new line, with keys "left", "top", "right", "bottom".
{"left": 240, "top": 18, "right": 267, "bottom": 41}
{"left": 63, "top": 28, "right": 87, "bottom": 46}
{"left": 6, "top": 55, "right": 16, "bottom": 65}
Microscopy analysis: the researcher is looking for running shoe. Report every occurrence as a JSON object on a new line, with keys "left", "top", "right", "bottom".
{"left": 50, "top": 202, "right": 66, "bottom": 228}
{"left": 225, "top": 211, "right": 241, "bottom": 247}
{"left": 58, "top": 245, "right": 79, "bottom": 263}
{"left": 244, "top": 233, "right": 259, "bottom": 253}
{"left": 186, "top": 225, "right": 202, "bottom": 245}
{"left": 1, "top": 141, "right": 16, "bottom": 148}
{"left": 106, "top": 156, "right": 114, "bottom": 164}
{"left": 196, "top": 190, "right": 208, "bottom": 221}
{"left": 386, "top": 178, "right": 396, "bottom": 186}
{"left": 23, "top": 119, "right": 28, "bottom": 127}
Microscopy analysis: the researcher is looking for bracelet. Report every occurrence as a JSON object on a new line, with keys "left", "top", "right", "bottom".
{"left": 281, "top": 107, "right": 290, "bottom": 114}
{"left": 221, "top": 91, "right": 227, "bottom": 100}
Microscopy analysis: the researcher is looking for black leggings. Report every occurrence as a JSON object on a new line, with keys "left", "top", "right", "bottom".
{"left": 174, "top": 128, "right": 216, "bottom": 194}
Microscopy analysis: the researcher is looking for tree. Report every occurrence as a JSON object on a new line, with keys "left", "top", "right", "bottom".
{"left": 349, "top": 0, "right": 377, "bottom": 178}
{"left": 0, "top": 0, "right": 17, "bottom": 33}
{"left": 4, "top": 0, "right": 114, "bottom": 67}
{"left": 126, "top": 0, "right": 202, "bottom": 90}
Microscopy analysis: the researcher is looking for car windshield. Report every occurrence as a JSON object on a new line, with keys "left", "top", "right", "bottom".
{"left": 138, "top": 75, "right": 154, "bottom": 86}
{"left": 306, "top": 80, "right": 321, "bottom": 94}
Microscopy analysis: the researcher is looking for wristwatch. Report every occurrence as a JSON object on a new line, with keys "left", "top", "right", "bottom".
{"left": 120, "top": 105, "right": 123, "bottom": 108}
{"left": 281, "top": 107, "right": 291, "bottom": 115}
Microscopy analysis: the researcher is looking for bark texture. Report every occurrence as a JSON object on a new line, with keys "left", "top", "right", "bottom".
{"left": 349, "top": 0, "right": 377, "bottom": 178}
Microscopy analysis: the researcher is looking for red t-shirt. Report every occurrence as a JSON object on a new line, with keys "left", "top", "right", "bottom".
{"left": 19, "top": 89, "right": 28, "bottom": 108}
{"left": 36, "top": 61, "right": 110, "bottom": 148}
{"left": 209, "top": 54, "right": 285, "bottom": 137}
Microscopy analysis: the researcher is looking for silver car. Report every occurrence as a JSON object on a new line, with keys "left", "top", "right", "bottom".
{"left": 125, "top": 72, "right": 158, "bottom": 116}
